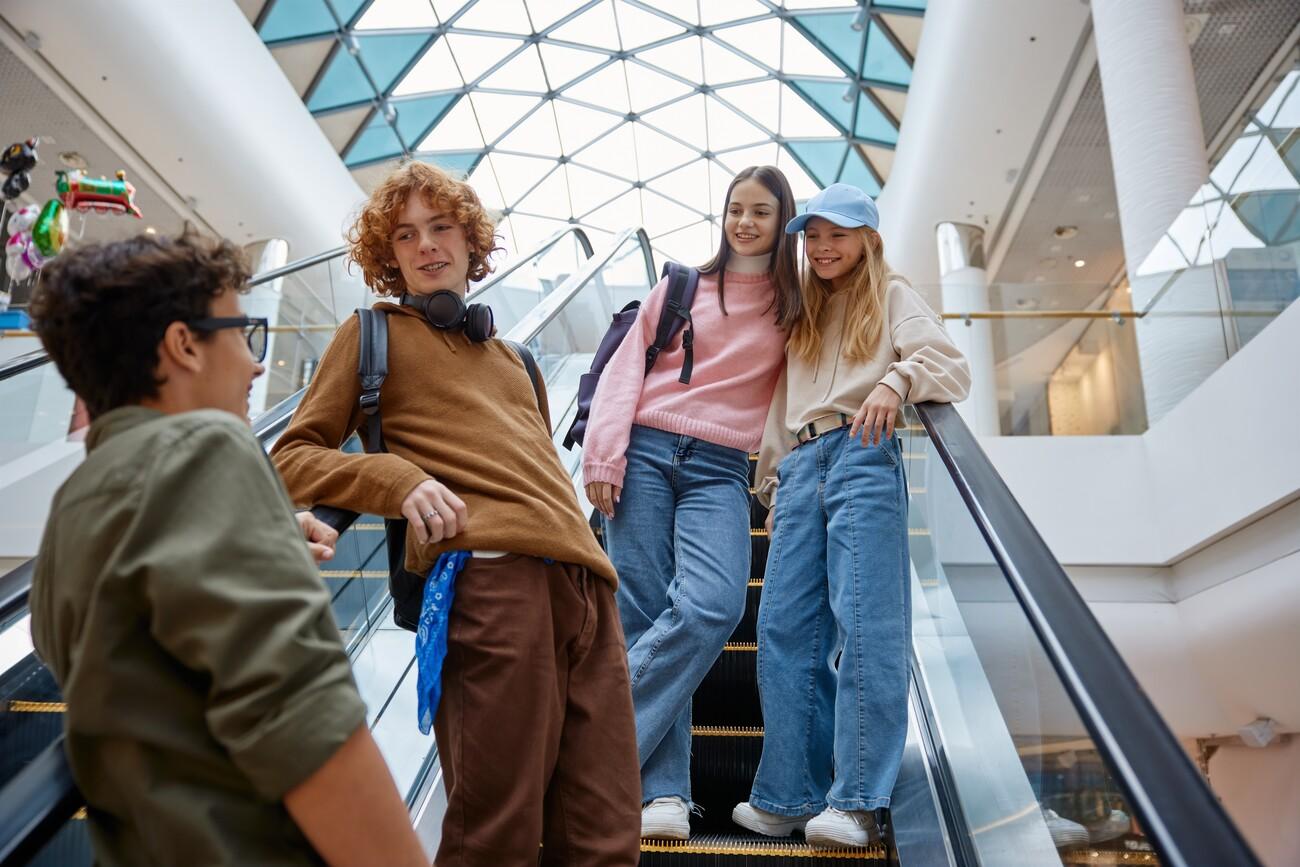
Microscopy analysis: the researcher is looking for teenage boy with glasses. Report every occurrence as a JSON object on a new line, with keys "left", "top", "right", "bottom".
{"left": 27, "top": 230, "right": 428, "bottom": 867}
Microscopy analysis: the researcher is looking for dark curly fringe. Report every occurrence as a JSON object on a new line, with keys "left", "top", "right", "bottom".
{"left": 30, "top": 227, "right": 251, "bottom": 418}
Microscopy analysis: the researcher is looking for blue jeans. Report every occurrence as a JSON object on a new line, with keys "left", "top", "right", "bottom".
{"left": 605, "top": 424, "right": 751, "bottom": 804}
{"left": 749, "top": 428, "right": 910, "bottom": 815}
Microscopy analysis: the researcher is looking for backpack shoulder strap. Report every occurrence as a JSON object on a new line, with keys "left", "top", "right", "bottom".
{"left": 355, "top": 307, "right": 389, "bottom": 454}
{"left": 503, "top": 338, "right": 542, "bottom": 410}
{"left": 646, "top": 262, "right": 700, "bottom": 384}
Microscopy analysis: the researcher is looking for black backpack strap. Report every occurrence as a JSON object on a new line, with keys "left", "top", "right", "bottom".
{"left": 355, "top": 307, "right": 389, "bottom": 454}
{"left": 503, "top": 339, "right": 542, "bottom": 410}
{"left": 646, "top": 262, "right": 700, "bottom": 384}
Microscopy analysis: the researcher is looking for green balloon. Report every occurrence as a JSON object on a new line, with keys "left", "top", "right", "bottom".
{"left": 31, "top": 198, "right": 66, "bottom": 258}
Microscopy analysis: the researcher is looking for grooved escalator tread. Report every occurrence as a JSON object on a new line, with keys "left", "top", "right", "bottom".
{"left": 640, "top": 832, "right": 886, "bottom": 863}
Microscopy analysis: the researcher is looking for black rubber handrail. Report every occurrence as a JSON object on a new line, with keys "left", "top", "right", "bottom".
{"left": 914, "top": 402, "right": 1261, "bottom": 867}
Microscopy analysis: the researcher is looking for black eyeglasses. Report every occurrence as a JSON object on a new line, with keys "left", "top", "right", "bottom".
{"left": 186, "top": 317, "right": 269, "bottom": 363}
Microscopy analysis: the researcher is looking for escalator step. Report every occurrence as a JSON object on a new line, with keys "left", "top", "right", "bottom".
{"left": 690, "top": 730, "right": 765, "bottom": 833}
{"left": 0, "top": 658, "right": 66, "bottom": 790}
{"left": 640, "top": 832, "right": 885, "bottom": 865}
{"left": 727, "top": 583, "right": 763, "bottom": 644}
{"left": 694, "top": 645, "right": 760, "bottom": 727}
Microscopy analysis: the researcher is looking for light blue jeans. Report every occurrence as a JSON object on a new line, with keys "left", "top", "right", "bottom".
{"left": 749, "top": 427, "right": 910, "bottom": 815}
{"left": 605, "top": 424, "right": 751, "bottom": 804}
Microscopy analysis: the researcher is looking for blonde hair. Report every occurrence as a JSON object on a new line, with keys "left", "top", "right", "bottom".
{"left": 789, "top": 226, "right": 897, "bottom": 364}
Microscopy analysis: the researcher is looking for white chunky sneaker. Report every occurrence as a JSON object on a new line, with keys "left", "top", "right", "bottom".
{"left": 731, "top": 802, "right": 814, "bottom": 838}
{"left": 641, "top": 797, "right": 691, "bottom": 840}
{"left": 1087, "top": 809, "right": 1131, "bottom": 844}
{"left": 804, "top": 807, "right": 880, "bottom": 848}
{"left": 1043, "top": 809, "right": 1090, "bottom": 849}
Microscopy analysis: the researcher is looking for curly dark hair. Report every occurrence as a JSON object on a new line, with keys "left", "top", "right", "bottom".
{"left": 348, "top": 161, "right": 502, "bottom": 296}
{"left": 30, "top": 229, "right": 251, "bottom": 418}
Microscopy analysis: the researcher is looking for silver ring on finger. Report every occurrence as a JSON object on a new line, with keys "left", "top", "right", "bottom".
{"left": 423, "top": 511, "right": 436, "bottom": 520}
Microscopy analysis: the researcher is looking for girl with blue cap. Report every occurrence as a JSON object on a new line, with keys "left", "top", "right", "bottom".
{"left": 734, "top": 183, "right": 971, "bottom": 847}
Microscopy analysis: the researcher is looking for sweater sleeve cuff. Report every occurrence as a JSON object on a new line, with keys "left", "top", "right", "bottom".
{"left": 582, "top": 461, "right": 626, "bottom": 489}
{"left": 385, "top": 465, "right": 434, "bottom": 517}
{"left": 881, "top": 370, "right": 911, "bottom": 404}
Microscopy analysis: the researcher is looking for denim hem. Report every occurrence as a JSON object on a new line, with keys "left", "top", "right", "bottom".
{"left": 827, "top": 794, "right": 891, "bottom": 811}
{"left": 748, "top": 794, "right": 825, "bottom": 817}
{"left": 642, "top": 791, "right": 692, "bottom": 808}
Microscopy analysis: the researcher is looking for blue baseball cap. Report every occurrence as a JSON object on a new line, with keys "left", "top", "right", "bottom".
{"left": 785, "top": 183, "right": 880, "bottom": 234}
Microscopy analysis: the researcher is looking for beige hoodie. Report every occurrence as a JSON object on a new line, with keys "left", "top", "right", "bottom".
{"left": 755, "top": 278, "right": 971, "bottom": 507}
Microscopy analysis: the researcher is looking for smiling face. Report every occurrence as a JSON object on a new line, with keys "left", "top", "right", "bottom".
{"left": 389, "top": 191, "right": 473, "bottom": 297}
{"left": 724, "top": 177, "right": 780, "bottom": 258}
{"left": 803, "top": 216, "right": 867, "bottom": 290}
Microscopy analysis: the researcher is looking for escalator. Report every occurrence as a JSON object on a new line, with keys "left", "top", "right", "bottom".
{"left": 0, "top": 224, "right": 1261, "bottom": 867}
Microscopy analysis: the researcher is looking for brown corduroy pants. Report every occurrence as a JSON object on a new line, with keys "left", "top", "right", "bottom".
{"left": 433, "top": 555, "right": 641, "bottom": 866}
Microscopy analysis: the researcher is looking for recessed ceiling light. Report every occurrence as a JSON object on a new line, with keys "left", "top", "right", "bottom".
{"left": 1073, "top": 259, "right": 1086, "bottom": 268}
{"left": 1053, "top": 225, "right": 1078, "bottom": 239}
{"left": 59, "top": 151, "right": 89, "bottom": 170}
{"left": 144, "top": 226, "right": 156, "bottom": 235}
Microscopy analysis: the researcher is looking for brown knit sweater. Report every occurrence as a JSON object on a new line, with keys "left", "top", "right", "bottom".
{"left": 271, "top": 301, "right": 616, "bottom": 587}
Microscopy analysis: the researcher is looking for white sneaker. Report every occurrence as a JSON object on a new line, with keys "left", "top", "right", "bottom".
{"left": 804, "top": 807, "right": 880, "bottom": 848}
{"left": 731, "top": 802, "right": 814, "bottom": 838}
{"left": 1087, "top": 809, "right": 1130, "bottom": 844}
{"left": 1043, "top": 809, "right": 1090, "bottom": 849}
{"left": 641, "top": 797, "right": 690, "bottom": 840}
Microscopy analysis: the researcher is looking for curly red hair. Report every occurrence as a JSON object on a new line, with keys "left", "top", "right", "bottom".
{"left": 347, "top": 161, "right": 502, "bottom": 296}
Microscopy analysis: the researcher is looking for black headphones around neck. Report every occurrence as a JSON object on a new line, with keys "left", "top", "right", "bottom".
{"left": 400, "top": 290, "right": 494, "bottom": 343}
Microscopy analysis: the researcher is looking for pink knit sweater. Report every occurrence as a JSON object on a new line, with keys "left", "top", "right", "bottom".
{"left": 582, "top": 269, "right": 786, "bottom": 488}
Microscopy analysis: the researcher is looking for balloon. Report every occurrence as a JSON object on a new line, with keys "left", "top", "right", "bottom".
{"left": 4, "top": 204, "right": 48, "bottom": 283}
{"left": 0, "top": 139, "right": 38, "bottom": 202}
{"left": 31, "top": 199, "right": 67, "bottom": 258}
{"left": 2, "top": 171, "right": 29, "bottom": 201}
{"left": 56, "top": 169, "right": 142, "bottom": 219}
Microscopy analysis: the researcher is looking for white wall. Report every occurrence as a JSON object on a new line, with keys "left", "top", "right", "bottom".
{"left": 1186, "top": 737, "right": 1300, "bottom": 867}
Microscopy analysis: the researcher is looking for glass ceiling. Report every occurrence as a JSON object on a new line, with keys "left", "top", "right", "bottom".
{"left": 249, "top": 0, "right": 926, "bottom": 263}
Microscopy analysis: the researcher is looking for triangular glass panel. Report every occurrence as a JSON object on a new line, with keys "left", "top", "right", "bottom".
{"left": 432, "top": 0, "right": 470, "bottom": 22}
{"left": 614, "top": 2, "right": 687, "bottom": 50}
{"left": 565, "top": 164, "right": 633, "bottom": 216}
{"left": 646, "top": 0, "right": 699, "bottom": 26}
{"left": 780, "top": 22, "right": 844, "bottom": 77}
{"left": 356, "top": 0, "right": 439, "bottom": 30}
{"left": 420, "top": 151, "right": 484, "bottom": 178}
{"left": 702, "top": 38, "right": 768, "bottom": 85}
{"left": 345, "top": 116, "right": 404, "bottom": 166}
{"left": 444, "top": 33, "right": 525, "bottom": 84}
{"left": 452, "top": 0, "right": 534, "bottom": 35}
{"left": 782, "top": 0, "right": 856, "bottom": 7}
{"left": 884, "top": 0, "right": 925, "bottom": 9}
{"left": 837, "top": 148, "right": 881, "bottom": 196}
{"left": 495, "top": 101, "right": 563, "bottom": 156}
{"left": 708, "top": 159, "right": 735, "bottom": 215}
{"left": 789, "top": 79, "right": 853, "bottom": 131}
{"left": 469, "top": 92, "right": 543, "bottom": 143}
{"left": 859, "top": 144, "right": 894, "bottom": 181}
{"left": 552, "top": 99, "right": 623, "bottom": 154}
{"left": 259, "top": 0, "right": 335, "bottom": 43}
{"left": 878, "top": 13, "right": 922, "bottom": 58}
{"left": 714, "top": 18, "right": 780, "bottom": 70}
{"left": 625, "top": 61, "right": 695, "bottom": 113}
{"left": 394, "top": 92, "right": 459, "bottom": 143}
{"left": 419, "top": 97, "right": 485, "bottom": 150}
{"left": 699, "top": 0, "right": 767, "bottom": 26}
{"left": 550, "top": 2, "right": 621, "bottom": 51}
{"left": 787, "top": 140, "right": 847, "bottom": 188}
{"left": 861, "top": 22, "right": 910, "bottom": 86}
{"left": 358, "top": 33, "right": 435, "bottom": 92}
{"left": 394, "top": 37, "right": 462, "bottom": 94}
{"left": 489, "top": 152, "right": 559, "bottom": 204}
{"left": 316, "top": 105, "right": 372, "bottom": 151}
{"left": 508, "top": 214, "right": 575, "bottom": 253}
{"left": 562, "top": 62, "right": 629, "bottom": 113}
{"left": 585, "top": 189, "right": 643, "bottom": 232}
{"left": 713, "top": 80, "right": 780, "bottom": 134}
{"left": 780, "top": 85, "right": 841, "bottom": 138}
{"left": 481, "top": 45, "right": 549, "bottom": 93}
{"left": 633, "top": 123, "right": 700, "bottom": 178}
{"left": 270, "top": 38, "right": 336, "bottom": 96}
{"left": 652, "top": 219, "right": 713, "bottom": 267}
{"left": 514, "top": 164, "right": 575, "bottom": 219}
{"left": 641, "top": 189, "right": 705, "bottom": 237}
{"left": 854, "top": 93, "right": 898, "bottom": 145}
{"left": 633, "top": 36, "right": 704, "bottom": 83}
{"left": 333, "top": 0, "right": 369, "bottom": 25}
{"left": 705, "top": 95, "right": 768, "bottom": 150}
{"left": 527, "top": 0, "right": 593, "bottom": 33}
{"left": 715, "top": 142, "right": 780, "bottom": 175}
{"left": 570, "top": 122, "right": 639, "bottom": 181}
{"left": 776, "top": 147, "right": 821, "bottom": 199}
{"left": 467, "top": 158, "right": 508, "bottom": 209}
{"left": 653, "top": 159, "right": 710, "bottom": 213}
{"left": 870, "top": 87, "right": 906, "bottom": 122}
{"left": 642, "top": 94, "right": 707, "bottom": 147}
{"left": 538, "top": 42, "right": 609, "bottom": 89}
{"left": 790, "top": 12, "right": 861, "bottom": 73}
{"left": 307, "top": 50, "right": 372, "bottom": 111}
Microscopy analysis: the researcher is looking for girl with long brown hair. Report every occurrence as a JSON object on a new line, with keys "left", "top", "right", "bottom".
{"left": 738, "top": 184, "right": 970, "bottom": 848}
{"left": 582, "top": 165, "right": 801, "bottom": 840}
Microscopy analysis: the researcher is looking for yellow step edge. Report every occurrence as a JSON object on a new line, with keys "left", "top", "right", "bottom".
{"left": 9, "top": 700, "right": 66, "bottom": 713}
{"left": 693, "top": 725, "right": 764, "bottom": 737}
{"left": 318, "top": 570, "right": 389, "bottom": 578}
{"left": 748, "top": 579, "right": 763, "bottom": 588}
{"left": 724, "top": 642, "right": 758, "bottom": 652}
{"left": 353, "top": 523, "right": 384, "bottom": 531}
{"left": 640, "top": 837, "right": 885, "bottom": 859}
{"left": 908, "top": 528, "right": 931, "bottom": 537}
{"left": 1060, "top": 854, "right": 1157, "bottom": 865}
{"left": 752, "top": 528, "right": 768, "bottom": 537}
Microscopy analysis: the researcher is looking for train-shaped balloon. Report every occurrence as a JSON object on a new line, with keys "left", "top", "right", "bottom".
{"left": 55, "top": 169, "right": 142, "bottom": 218}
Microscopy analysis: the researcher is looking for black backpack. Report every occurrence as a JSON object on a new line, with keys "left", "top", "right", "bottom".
{"left": 562, "top": 261, "right": 700, "bottom": 450}
{"left": 354, "top": 306, "right": 542, "bottom": 631}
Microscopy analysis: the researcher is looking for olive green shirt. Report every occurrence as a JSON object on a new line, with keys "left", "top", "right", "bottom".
{"left": 30, "top": 407, "right": 367, "bottom": 867}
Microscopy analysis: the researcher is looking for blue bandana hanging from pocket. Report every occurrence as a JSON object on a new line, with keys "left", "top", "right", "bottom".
{"left": 416, "top": 550, "right": 471, "bottom": 735}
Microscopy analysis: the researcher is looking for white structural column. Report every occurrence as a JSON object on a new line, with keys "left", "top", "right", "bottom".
{"left": 1091, "top": 0, "right": 1207, "bottom": 273}
{"left": 936, "top": 222, "right": 999, "bottom": 435}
